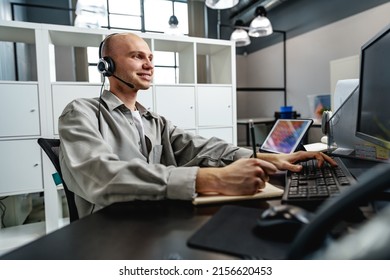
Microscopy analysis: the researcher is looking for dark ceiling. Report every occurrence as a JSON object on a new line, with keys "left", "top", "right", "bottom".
{"left": 206, "top": 0, "right": 390, "bottom": 54}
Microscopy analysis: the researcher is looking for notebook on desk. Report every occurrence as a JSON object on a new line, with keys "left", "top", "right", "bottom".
{"left": 193, "top": 182, "right": 284, "bottom": 205}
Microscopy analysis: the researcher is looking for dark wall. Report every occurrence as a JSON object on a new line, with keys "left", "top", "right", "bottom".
{"left": 207, "top": 0, "right": 390, "bottom": 54}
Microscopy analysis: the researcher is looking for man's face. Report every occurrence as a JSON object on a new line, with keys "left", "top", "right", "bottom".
{"left": 111, "top": 34, "right": 154, "bottom": 90}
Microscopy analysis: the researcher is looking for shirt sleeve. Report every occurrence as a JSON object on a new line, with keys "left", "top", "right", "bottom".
{"left": 166, "top": 123, "right": 253, "bottom": 167}
{"left": 59, "top": 103, "right": 198, "bottom": 210}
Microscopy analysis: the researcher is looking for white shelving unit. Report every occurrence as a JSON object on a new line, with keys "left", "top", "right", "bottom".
{"left": 0, "top": 20, "right": 237, "bottom": 233}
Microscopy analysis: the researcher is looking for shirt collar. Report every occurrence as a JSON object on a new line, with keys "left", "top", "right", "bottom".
{"left": 101, "top": 90, "right": 159, "bottom": 119}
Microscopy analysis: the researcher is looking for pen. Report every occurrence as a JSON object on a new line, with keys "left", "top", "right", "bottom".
{"left": 249, "top": 119, "right": 257, "bottom": 158}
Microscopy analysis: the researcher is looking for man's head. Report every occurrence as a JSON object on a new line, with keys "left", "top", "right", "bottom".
{"left": 98, "top": 33, "right": 154, "bottom": 91}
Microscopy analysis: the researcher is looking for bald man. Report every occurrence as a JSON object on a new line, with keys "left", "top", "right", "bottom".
{"left": 59, "top": 33, "right": 336, "bottom": 217}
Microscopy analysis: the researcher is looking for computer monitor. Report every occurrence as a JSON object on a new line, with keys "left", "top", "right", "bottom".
{"left": 356, "top": 24, "right": 390, "bottom": 150}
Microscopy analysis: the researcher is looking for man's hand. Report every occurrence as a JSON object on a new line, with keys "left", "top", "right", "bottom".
{"left": 258, "top": 151, "right": 338, "bottom": 172}
{"left": 196, "top": 158, "right": 277, "bottom": 196}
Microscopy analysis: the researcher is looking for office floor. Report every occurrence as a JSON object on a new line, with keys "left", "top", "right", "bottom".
{"left": 0, "top": 195, "right": 68, "bottom": 256}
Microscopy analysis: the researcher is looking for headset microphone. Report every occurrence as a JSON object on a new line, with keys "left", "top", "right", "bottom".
{"left": 112, "top": 74, "right": 135, "bottom": 89}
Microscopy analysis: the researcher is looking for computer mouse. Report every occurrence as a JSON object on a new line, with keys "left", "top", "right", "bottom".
{"left": 253, "top": 205, "right": 314, "bottom": 242}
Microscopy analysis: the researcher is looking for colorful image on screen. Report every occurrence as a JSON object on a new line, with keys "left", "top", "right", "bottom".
{"left": 261, "top": 120, "right": 311, "bottom": 153}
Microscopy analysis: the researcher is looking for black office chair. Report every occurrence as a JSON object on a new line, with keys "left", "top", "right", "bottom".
{"left": 37, "top": 138, "right": 79, "bottom": 222}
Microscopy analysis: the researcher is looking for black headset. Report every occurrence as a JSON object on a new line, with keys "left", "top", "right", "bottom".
{"left": 97, "top": 33, "right": 118, "bottom": 77}
{"left": 96, "top": 34, "right": 118, "bottom": 135}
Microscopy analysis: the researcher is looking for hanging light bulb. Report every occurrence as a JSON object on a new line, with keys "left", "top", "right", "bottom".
{"left": 230, "top": 20, "right": 250, "bottom": 47}
{"left": 165, "top": 1, "right": 183, "bottom": 36}
{"left": 205, "top": 0, "right": 239, "bottom": 10}
{"left": 166, "top": 15, "right": 183, "bottom": 36}
{"left": 248, "top": 6, "right": 273, "bottom": 37}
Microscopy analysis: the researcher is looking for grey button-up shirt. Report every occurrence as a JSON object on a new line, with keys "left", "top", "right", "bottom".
{"left": 59, "top": 90, "right": 252, "bottom": 217}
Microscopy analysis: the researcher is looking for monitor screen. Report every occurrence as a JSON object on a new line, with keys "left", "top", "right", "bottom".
{"left": 356, "top": 24, "right": 390, "bottom": 150}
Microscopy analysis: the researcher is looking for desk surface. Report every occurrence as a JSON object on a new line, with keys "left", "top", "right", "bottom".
{"left": 1, "top": 199, "right": 279, "bottom": 260}
{"left": 1, "top": 159, "right": 379, "bottom": 260}
{"left": 0, "top": 173, "right": 285, "bottom": 260}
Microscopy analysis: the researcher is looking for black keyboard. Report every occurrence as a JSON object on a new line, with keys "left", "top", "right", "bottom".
{"left": 282, "top": 157, "right": 357, "bottom": 207}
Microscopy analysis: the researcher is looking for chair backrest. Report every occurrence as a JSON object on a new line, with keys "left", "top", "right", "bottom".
{"left": 37, "top": 138, "right": 79, "bottom": 222}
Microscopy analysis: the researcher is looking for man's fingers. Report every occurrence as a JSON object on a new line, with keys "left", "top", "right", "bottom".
{"left": 253, "top": 158, "right": 277, "bottom": 174}
{"left": 313, "top": 152, "right": 338, "bottom": 167}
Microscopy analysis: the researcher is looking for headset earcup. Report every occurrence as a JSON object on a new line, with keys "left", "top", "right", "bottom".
{"left": 97, "top": 56, "right": 115, "bottom": 77}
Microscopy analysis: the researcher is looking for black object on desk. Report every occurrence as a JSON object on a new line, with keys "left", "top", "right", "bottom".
{"left": 187, "top": 205, "right": 291, "bottom": 259}
{"left": 274, "top": 111, "right": 300, "bottom": 119}
{"left": 282, "top": 157, "right": 358, "bottom": 208}
{"left": 249, "top": 119, "right": 257, "bottom": 157}
{"left": 255, "top": 204, "right": 313, "bottom": 242}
